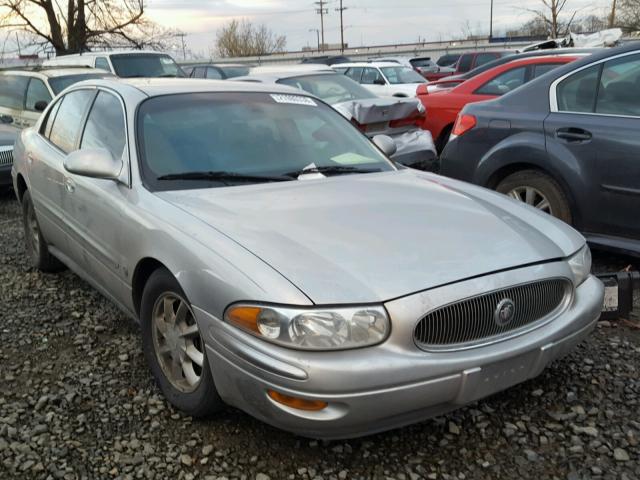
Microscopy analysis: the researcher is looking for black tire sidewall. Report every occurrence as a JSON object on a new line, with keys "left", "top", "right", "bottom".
{"left": 140, "top": 268, "right": 222, "bottom": 417}
{"left": 496, "top": 170, "right": 572, "bottom": 224}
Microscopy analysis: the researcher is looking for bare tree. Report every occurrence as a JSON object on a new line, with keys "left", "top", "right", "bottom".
{"left": 216, "top": 19, "right": 286, "bottom": 58}
{"left": 0, "top": 0, "right": 173, "bottom": 55}
{"left": 615, "top": 0, "right": 640, "bottom": 32}
{"left": 528, "top": 0, "right": 579, "bottom": 37}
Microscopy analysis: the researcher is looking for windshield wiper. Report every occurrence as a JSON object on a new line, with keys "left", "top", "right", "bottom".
{"left": 157, "top": 171, "right": 292, "bottom": 183}
{"left": 285, "top": 165, "right": 381, "bottom": 178}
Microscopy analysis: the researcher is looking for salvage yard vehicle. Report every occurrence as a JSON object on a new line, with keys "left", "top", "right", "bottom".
{"left": 183, "top": 63, "right": 250, "bottom": 79}
{"left": 419, "top": 54, "right": 583, "bottom": 152}
{"left": 424, "top": 50, "right": 513, "bottom": 82}
{"left": 0, "top": 124, "right": 18, "bottom": 188}
{"left": 440, "top": 43, "right": 640, "bottom": 257}
{"left": 12, "top": 78, "right": 603, "bottom": 439}
{"left": 335, "top": 62, "right": 427, "bottom": 97}
{"left": 43, "top": 51, "right": 185, "bottom": 78}
{"left": 0, "top": 67, "right": 114, "bottom": 128}
{"left": 240, "top": 69, "right": 437, "bottom": 170}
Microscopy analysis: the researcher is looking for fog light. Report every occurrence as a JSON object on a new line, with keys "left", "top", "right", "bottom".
{"left": 267, "top": 390, "right": 328, "bottom": 411}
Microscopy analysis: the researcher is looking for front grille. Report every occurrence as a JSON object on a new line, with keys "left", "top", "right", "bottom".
{"left": 414, "top": 278, "right": 571, "bottom": 351}
{"left": 0, "top": 146, "right": 13, "bottom": 167}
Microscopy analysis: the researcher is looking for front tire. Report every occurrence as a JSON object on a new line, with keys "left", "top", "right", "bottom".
{"left": 496, "top": 170, "right": 572, "bottom": 224}
{"left": 22, "top": 190, "right": 64, "bottom": 272}
{"left": 140, "top": 268, "right": 223, "bottom": 417}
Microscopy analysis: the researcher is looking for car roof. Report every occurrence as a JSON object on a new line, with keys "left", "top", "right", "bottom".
{"left": 1, "top": 67, "right": 109, "bottom": 78}
{"left": 72, "top": 77, "right": 305, "bottom": 97}
{"left": 251, "top": 64, "right": 333, "bottom": 75}
{"left": 239, "top": 70, "right": 337, "bottom": 83}
{"left": 336, "top": 62, "right": 405, "bottom": 68}
{"left": 50, "top": 50, "right": 170, "bottom": 58}
{"left": 182, "top": 63, "right": 250, "bottom": 68}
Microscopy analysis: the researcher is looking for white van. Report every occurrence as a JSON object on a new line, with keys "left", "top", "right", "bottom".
{"left": 43, "top": 50, "right": 185, "bottom": 78}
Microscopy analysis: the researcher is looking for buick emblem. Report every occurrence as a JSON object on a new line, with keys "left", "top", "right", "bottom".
{"left": 494, "top": 298, "right": 516, "bottom": 327}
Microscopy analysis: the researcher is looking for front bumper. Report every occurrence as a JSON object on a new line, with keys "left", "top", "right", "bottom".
{"left": 389, "top": 129, "right": 438, "bottom": 172}
{"left": 196, "top": 262, "right": 603, "bottom": 439}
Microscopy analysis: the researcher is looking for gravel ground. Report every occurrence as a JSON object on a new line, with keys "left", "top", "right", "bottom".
{"left": 0, "top": 189, "right": 638, "bottom": 480}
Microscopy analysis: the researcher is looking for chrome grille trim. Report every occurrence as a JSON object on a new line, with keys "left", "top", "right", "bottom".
{"left": 414, "top": 278, "right": 572, "bottom": 352}
{"left": 0, "top": 146, "right": 13, "bottom": 167}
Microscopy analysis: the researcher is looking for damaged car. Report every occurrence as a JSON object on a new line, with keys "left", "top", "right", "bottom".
{"left": 13, "top": 78, "right": 603, "bottom": 439}
{"left": 240, "top": 68, "right": 437, "bottom": 171}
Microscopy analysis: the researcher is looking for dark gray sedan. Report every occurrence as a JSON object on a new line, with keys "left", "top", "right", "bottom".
{"left": 441, "top": 43, "right": 640, "bottom": 257}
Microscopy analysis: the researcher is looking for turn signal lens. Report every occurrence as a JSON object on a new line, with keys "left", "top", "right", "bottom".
{"left": 225, "top": 306, "right": 262, "bottom": 334}
{"left": 416, "top": 84, "right": 429, "bottom": 95}
{"left": 452, "top": 114, "right": 477, "bottom": 137}
{"left": 267, "top": 390, "right": 328, "bottom": 411}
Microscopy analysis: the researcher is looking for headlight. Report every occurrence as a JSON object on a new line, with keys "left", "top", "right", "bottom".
{"left": 225, "top": 304, "right": 390, "bottom": 350}
{"left": 567, "top": 244, "right": 592, "bottom": 286}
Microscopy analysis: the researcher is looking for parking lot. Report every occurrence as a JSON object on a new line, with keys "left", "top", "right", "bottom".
{"left": 1, "top": 188, "right": 638, "bottom": 480}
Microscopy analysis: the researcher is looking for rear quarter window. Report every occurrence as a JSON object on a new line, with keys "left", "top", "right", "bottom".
{"left": 0, "top": 75, "right": 29, "bottom": 109}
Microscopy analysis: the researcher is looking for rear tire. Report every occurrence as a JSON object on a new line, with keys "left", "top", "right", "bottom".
{"left": 496, "top": 170, "right": 572, "bottom": 224}
{"left": 140, "top": 268, "right": 223, "bottom": 417}
{"left": 22, "top": 190, "right": 64, "bottom": 272}
{"left": 436, "top": 124, "right": 453, "bottom": 154}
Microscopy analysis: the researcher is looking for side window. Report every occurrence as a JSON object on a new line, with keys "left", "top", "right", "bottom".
{"left": 95, "top": 57, "right": 110, "bottom": 71}
{"left": 556, "top": 64, "right": 601, "bottom": 113}
{"left": 192, "top": 67, "right": 205, "bottom": 79}
{"left": 361, "top": 68, "right": 384, "bottom": 85}
{"left": 25, "top": 78, "right": 52, "bottom": 111}
{"left": 41, "top": 98, "right": 63, "bottom": 138}
{"left": 457, "top": 54, "right": 473, "bottom": 72}
{"left": 206, "top": 67, "right": 223, "bottom": 79}
{"left": 533, "top": 63, "right": 561, "bottom": 78}
{"left": 475, "top": 53, "right": 499, "bottom": 68}
{"left": 596, "top": 53, "right": 640, "bottom": 117}
{"left": 475, "top": 66, "right": 527, "bottom": 96}
{"left": 0, "top": 75, "right": 29, "bottom": 109}
{"left": 49, "top": 90, "right": 95, "bottom": 153}
{"left": 345, "top": 67, "right": 363, "bottom": 82}
{"left": 81, "top": 91, "right": 126, "bottom": 158}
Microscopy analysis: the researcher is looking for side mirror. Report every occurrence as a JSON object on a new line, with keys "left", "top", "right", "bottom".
{"left": 34, "top": 100, "right": 49, "bottom": 112}
{"left": 64, "top": 148, "right": 122, "bottom": 179}
{"left": 373, "top": 78, "right": 386, "bottom": 86}
{"left": 373, "top": 134, "right": 397, "bottom": 157}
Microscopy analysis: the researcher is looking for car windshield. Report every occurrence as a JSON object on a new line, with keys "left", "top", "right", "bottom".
{"left": 49, "top": 73, "right": 112, "bottom": 94}
{"left": 219, "top": 66, "right": 250, "bottom": 78}
{"left": 380, "top": 67, "right": 426, "bottom": 84}
{"left": 110, "top": 54, "right": 185, "bottom": 78}
{"left": 278, "top": 74, "right": 375, "bottom": 104}
{"left": 137, "top": 92, "right": 394, "bottom": 191}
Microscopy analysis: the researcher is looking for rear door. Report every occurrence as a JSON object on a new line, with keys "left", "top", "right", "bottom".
{"left": 0, "top": 74, "right": 29, "bottom": 127}
{"left": 361, "top": 67, "right": 387, "bottom": 96}
{"left": 23, "top": 77, "right": 53, "bottom": 127}
{"left": 544, "top": 52, "right": 640, "bottom": 239}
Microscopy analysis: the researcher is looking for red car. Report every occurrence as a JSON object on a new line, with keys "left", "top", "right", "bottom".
{"left": 418, "top": 55, "right": 582, "bottom": 151}
{"left": 423, "top": 50, "right": 512, "bottom": 82}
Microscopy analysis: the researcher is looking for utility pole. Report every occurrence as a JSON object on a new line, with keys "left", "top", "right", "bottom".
{"left": 175, "top": 32, "right": 187, "bottom": 60}
{"left": 336, "top": 0, "right": 347, "bottom": 53}
{"left": 309, "top": 28, "right": 320, "bottom": 52}
{"left": 314, "top": 1, "right": 328, "bottom": 52}
{"left": 609, "top": 0, "right": 617, "bottom": 28}
{"left": 489, "top": 0, "right": 494, "bottom": 40}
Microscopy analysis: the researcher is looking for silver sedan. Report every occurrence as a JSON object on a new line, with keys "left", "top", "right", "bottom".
{"left": 12, "top": 78, "right": 603, "bottom": 439}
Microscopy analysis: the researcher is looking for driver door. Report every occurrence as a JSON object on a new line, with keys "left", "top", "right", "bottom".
{"left": 361, "top": 67, "right": 387, "bottom": 96}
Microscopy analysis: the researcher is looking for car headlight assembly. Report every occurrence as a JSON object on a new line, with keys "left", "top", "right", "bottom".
{"left": 568, "top": 244, "right": 592, "bottom": 287}
{"left": 225, "top": 304, "right": 390, "bottom": 350}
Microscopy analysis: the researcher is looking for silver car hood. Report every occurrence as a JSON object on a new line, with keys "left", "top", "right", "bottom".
{"left": 158, "top": 170, "right": 583, "bottom": 304}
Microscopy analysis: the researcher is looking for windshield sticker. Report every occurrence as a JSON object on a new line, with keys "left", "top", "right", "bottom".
{"left": 331, "top": 153, "right": 376, "bottom": 165}
{"left": 270, "top": 94, "right": 317, "bottom": 106}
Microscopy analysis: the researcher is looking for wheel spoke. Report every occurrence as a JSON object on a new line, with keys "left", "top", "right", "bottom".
{"left": 184, "top": 345, "right": 204, "bottom": 367}
{"left": 535, "top": 199, "right": 550, "bottom": 211}
{"left": 175, "top": 300, "right": 189, "bottom": 323}
{"left": 181, "top": 361, "right": 200, "bottom": 386}
{"left": 163, "top": 297, "right": 176, "bottom": 325}
{"left": 508, "top": 190, "right": 521, "bottom": 201}
{"left": 180, "top": 323, "right": 199, "bottom": 338}
{"left": 525, "top": 187, "right": 536, "bottom": 205}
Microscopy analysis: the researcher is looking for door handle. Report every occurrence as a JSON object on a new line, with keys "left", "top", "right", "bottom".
{"left": 64, "top": 177, "right": 75, "bottom": 193}
{"left": 556, "top": 128, "right": 592, "bottom": 142}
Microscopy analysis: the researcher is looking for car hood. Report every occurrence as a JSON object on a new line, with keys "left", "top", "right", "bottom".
{"left": 0, "top": 124, "right": 19, "bottom": 146}
{"left": 157, "top": 170, "right": 583, "bottom": 304}
{"left": 333, "top": 97, "right": 423, "bottom": 124}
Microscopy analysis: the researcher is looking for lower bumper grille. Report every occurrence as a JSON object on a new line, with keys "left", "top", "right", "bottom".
{"left": 414, "top": 278, "right": 571, "bottom": 351}
{"left": 0, "top": 146, "right": 13, "bottom": 167}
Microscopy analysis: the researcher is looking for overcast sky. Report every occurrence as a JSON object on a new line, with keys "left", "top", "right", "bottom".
{"left": 146, "top": 0, "right": 612, "bottom": 57}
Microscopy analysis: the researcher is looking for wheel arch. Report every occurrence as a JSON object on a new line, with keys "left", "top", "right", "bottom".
{"left": 131, "top": 257, "right": 172, "bottom": 318}
{"left": 15, "top": 173, "right": 28, "bottom": 203}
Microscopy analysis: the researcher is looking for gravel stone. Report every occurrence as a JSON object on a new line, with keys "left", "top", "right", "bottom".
{"left": 0, "top": 190, "right": 639, "bottom": 480}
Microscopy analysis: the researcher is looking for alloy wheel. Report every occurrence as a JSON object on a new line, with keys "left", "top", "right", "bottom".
{"left": 151, "top": 293, "right": 204, "bottom": 393}
{"left": 507, "top": 186, "right": 553, "bottom": 215}
{"left": 26, "top": 202, "right": 40, "bottom": 257}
